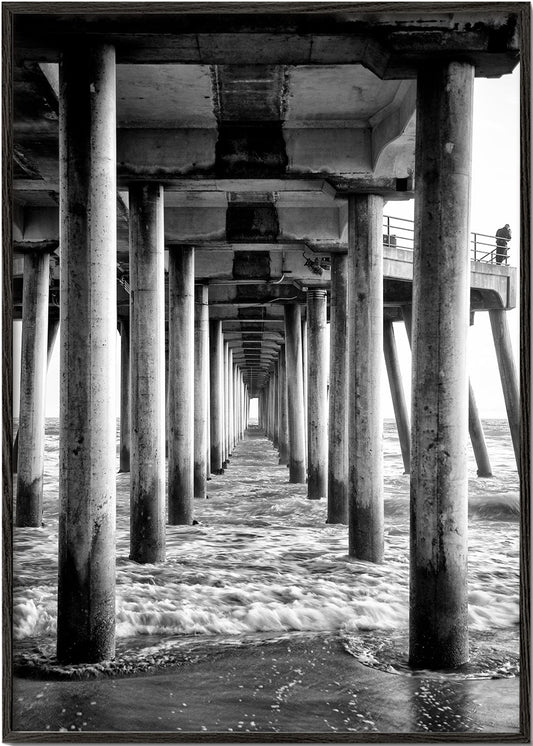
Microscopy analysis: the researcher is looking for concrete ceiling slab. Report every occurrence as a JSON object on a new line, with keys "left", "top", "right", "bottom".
{"left": 285, "top": 65, "right": 403, "bottom": 126}
{"left": 117, "top": 64, "right": 216, "bottom": 128}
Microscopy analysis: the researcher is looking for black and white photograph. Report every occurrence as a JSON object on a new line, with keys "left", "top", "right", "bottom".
{"left": 3, "top": 0, "right": 529, "bottom": 740}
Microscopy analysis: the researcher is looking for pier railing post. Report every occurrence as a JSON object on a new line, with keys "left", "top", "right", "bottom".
{"left": 347, "top": 193, "right": 384, "bottom": 562}
{"left": 168, "top": 246, "right": 195, "bottom": 524}
{"left": 410, "top": 60, "right": 473, "bottom": 669}
{"left": 57, "top": 43, "right": 117, "bottom": 663}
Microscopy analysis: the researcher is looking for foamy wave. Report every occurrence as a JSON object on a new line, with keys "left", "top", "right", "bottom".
{"left": 13, "top": 593, "right": 57, "bottom": 639}
{"left": 13, "top": 420, "right": 520, "bottom": 659}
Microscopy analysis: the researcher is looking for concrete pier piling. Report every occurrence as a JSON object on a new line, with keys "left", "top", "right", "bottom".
{"left": 307, "top": 290, "right": 328, "bottom": 500}
{"left": 210, "top": 319, "right": 224, "bottom": 474}
{"left": 489, "top": 308, "right": 520, "bottom": 468}
{"left": 15, "top": 308, "right": 61, "bottom": 477}
{"left": 383, "top": 319, "right": 411, "bottom": 474}
{"left": 224, "top": 342, "right": 231, "bottom": 464}
{"left": 16, "top": 250, "right": 50, "bottom": 526}
{"left": 284, "top": 304, "right": 307, "bottom": 483}
{"left": 222, "top": 341, "right": 229, "bottom": 467}
{"left": 57, "top": 44, "right": 117, "bottom": 663}
{"left": 129, "top": 183, "right": 166, "bottom": 563}
{"left": 468, "top": 380, "right": 493, "bottom": 477}
{"left": 119, "top": 318, "right": 131, "bottom": 474}
{"left": 278, "top": 344, "right": 290, "bottom": 465}
{"left": 405, "top": 305, "right": 491, "bottom": 477}
{"left": 168, "top": 247, "right": 195, "bottom": 524}
{"left": 347, "top": 194, "right": 384, "bottom": 562}
{"left": 194, "top": 285, "right": 209, "bottom": 498}
{"left": 409, "top": 61, "right": 473, "bottom": 670}
{"left": 272, "top": 362, "right": 280, "bottom": 450}
{"left": 328, "top": 254, "right": 348, "bottom": 523}
{"left": 12, "top": 8, "right": 520, "bottom": 679}
{"left": 229, "top": 349, "right": 235, "bottom": 453}
{"left": 301, "top": 317, "right": 308, "bottom": 456}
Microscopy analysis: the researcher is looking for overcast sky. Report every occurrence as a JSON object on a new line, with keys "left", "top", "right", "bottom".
{"left": 13, "top": 66, "right": 520, "bottom": 421}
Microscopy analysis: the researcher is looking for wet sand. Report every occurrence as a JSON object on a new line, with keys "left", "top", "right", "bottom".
{"left": 13, "top": 636, "right": 519, "bottom": 736}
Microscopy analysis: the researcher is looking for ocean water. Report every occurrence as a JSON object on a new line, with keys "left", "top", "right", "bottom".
{"left": 12, "top": 419, "right": 520, "bottom": 680}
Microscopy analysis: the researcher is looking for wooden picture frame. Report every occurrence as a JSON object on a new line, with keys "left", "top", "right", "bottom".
{"left": 3, "top": 1, "right": 530, "bottom": 741}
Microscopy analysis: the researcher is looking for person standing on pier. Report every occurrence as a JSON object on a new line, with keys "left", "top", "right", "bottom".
{"left": 495, "top": 224, "right": 512, "bottom": 264}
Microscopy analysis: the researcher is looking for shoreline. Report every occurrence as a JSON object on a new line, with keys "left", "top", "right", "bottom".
{"left": 11, "top": 636, "right": 521, "bottom": 736}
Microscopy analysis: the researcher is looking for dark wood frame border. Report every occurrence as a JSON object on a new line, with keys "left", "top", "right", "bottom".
{"left": 2, "top": 1, "right": 530, "bottom": 742}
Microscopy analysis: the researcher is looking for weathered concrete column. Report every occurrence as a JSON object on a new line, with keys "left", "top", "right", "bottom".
{"left": 347, "top": 194, "right": 384, "bottom": 562}
{"left": 222, "top": 341, "right": 229, "bottom": 467}
{"left": 15, "top": 250, "right": 50, "bottom": 526}
{"left": 194, "top": 284, "right": 209, "bottom": 498}
{"left": 301, "top": 317, "right": 308, "bottom": 454}
{"left": 206, "top": 353, "right": 211, "bottom": 478}
{"left": 410, "top": 61, "right": 474, "bottom": 670}
{"left": 307, "top": 290, "right": 328, "bottom": 499}
{"left": 13, "top": 311, "right": 59, "bottom": 474}
{"left": 233, "top": 365, "right": 239, "bottom": 445}
{"left": 284, "top": 304, "right": 306, "bottom": 482}
{"left": 168, "top": 247, "right": 195, "bottom": 524}
{"left": 468, "top": 380, "right": 493, "bottom": 477}
{"left": 228, "top": 349, "right": 235, "bottom": 452}
{"left": 489, "top": 309, "right": 520, "bottom": 468}
{"left": 278, "top": 344, "right": 290, "bottom": 465}
{"left": 209, "top": 319, "right": 224, "bottom": 473}
{"left": 406, "top": 304, "right": 491, "bottom": 477}
{"left": 57, "top": 44, "right": 117, "bottom": 663}
{"left": 328, "top": 254, "right": 348, "bottom": 523}
{"left": 383, "top": 319, "right": 411, "bottom": 474}
{"left": 272, "top": 363, "right": 280, "bottom": 449}
{"left": 129, "top": 183, "right": 166, "bottom": 564}
{"left": 119, "top": 318, "right": 131, "bottom": 473}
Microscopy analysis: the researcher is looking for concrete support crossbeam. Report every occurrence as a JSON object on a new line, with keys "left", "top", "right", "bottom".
{"left": 306, "top": 290, "right": 328, "bottom": 499}
{"left": 129, "top": 183, "right": 166, "bottom": 563}
{"left": 57, "top": 44, "right": 117, "bottom": 664}
{"left": 168, "top": 246, "right": 195, "bottom": 524}
{"left": 347, "top": 193, "right": 384, "bottom": 562}
{"left": 15, "top": 251, "right": 50, "bottom": 526}
{"left": 409, "top": 61, "right": 473, "bottom": 670}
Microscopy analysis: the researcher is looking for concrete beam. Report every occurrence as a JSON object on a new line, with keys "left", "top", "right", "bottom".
{"left": 15, "top": 12, "right": 519, "bottom": 77}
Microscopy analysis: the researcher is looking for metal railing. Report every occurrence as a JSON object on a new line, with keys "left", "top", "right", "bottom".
{"left": 383, "top": 215, "right": 511, "bottom": 265}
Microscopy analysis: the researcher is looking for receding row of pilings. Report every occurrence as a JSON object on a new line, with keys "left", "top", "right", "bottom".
{"left": 254, "top": 62, "right": 521, "bottom": 671}
{"left": 12, "top": 48, "right": 520, "bottom": 671}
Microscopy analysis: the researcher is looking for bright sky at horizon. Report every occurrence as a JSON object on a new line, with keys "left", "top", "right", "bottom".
{"left": 12, "top": 67, "right": 521, "bottom": 422}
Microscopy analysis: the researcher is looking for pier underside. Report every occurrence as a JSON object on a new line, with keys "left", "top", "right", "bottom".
{"left": 6, "top": 4, "right": 523, "bottom": 728}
